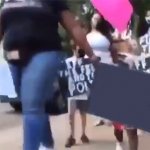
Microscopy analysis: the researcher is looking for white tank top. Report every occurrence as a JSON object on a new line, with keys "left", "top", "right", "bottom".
{"left": 86, "top": 31, "right": 110, "bottom": 52}
{"left": 86, "top": 31, "right": 113, "bottom": 64}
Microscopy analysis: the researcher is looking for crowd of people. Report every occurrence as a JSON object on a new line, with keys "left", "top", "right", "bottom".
{"left": 0, "top": 0, "right": 149, "bottom": 150}
{"left": 63, "top": 12, "right": 144, "bottom": 150}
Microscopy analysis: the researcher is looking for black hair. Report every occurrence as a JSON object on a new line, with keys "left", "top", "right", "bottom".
{"left": 77, "top": 48, "right": 85, "bottom": 58}
{"left": 89, "top": 11, "right": 114, "bottom": 41}
{"left": 95, "top": 15, "right": 114, "bottom": 41}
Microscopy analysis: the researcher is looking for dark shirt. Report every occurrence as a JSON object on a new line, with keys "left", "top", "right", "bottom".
{"left": 1, "top": 0, "right": 68, "bottom": 52}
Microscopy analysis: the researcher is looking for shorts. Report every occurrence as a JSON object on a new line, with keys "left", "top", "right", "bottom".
{"left": 113, "top": 123, "right": 135, "bottom": 130}
{"left": 68, "top": 99, "right": 88, "bottom": 115}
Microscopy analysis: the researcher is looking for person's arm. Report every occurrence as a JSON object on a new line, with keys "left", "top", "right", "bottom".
{"left": 60, "top": 10, "right": 97, "bottom": 60}
{"left": 51, "top": 0, "right": 98, "bottom": 61}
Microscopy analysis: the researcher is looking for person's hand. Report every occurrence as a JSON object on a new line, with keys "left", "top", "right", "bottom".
{"left": 90, "top": 54, "right": 101, "bottom": 63}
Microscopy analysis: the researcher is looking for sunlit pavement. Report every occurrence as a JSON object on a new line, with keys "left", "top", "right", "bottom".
{"left": 0, "top": 103, "right": 150, "bottom": 150}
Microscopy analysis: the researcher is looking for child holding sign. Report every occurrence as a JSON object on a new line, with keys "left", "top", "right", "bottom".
{"left": 65, "top": 40, "right": 90, "bottom": 148}
{"left": 111, "top": 38, "right": 138, "bottom": 150}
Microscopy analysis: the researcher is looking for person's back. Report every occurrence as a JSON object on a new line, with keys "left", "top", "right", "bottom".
{"left": 0, "top": 1, "right": 98, "bottom": 150}
{"left": 1, "top": 0, "right": 63, "bottom": 63}
{"left": 0, "top": 2, "right": 68, "bottom": 150}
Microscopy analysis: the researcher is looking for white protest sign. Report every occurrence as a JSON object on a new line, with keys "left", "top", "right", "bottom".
{"left": 60, "top": 57, "right": 95, "bottom": 100}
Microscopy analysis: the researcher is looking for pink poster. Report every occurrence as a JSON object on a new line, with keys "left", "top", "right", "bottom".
{"left": 91, "top": 0, "right": 133, "bottom": 32}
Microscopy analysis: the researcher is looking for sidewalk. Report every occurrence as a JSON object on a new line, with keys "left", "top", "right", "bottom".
{"left": 53, "top": 114, "right": 117, "bottom": 150}
{"left": 0, "top": 114, "right": 150, "bottom": 150}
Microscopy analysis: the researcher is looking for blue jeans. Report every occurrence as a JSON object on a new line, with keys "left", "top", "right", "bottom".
{"left": 9, "top": 51, "right": 64, "bottom": 150}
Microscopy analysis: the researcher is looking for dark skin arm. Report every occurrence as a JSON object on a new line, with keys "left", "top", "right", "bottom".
{"left": 60, "top": 10, "right": 98, "bottom": 61}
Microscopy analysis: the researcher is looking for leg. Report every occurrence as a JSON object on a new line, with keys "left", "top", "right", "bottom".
{"left": 8, "top": 62, "right": 22, "bottom": 108}
{"left": 80, "top": 111, "right": 90, "bottom": 143}
{"left": 8, "top": 62, "right": 21, "bottom": 95}
{"left": 21, "top": 51, "right": 63, "bottom": 150}
{"left": 78, "top": 101, "right": 89, "bottom": 143}
{"left": 126, "top": 129, "right": 138, "bottom": 150}
{"left": 68, "top": 100, "right": 76, "bottom": 138}
{"left": 114, "top": 129, "right": 125, "bottom": 150}
{"left": 113, "top": 124, "right": 125, "bottom": 150}
{"left": 114, "top": 128, "right": 123, "bottom": 142}
{"left": 113, "top": 124, "right": 124, "bottom": 142}
{"left": 65, "top": 100, "right": 76, "bottom": 148}
{"left": 80, "top": 111, "right": 86, "bottom": 136}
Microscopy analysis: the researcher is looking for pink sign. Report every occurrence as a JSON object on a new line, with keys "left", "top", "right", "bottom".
{"left": 91, "top": 0, "right": 133, "bottom": 32}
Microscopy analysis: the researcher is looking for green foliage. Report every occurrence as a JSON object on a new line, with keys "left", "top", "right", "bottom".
{"left": 59, "top": 0, "right": 94, "bottom": 53}
{"left": 132, "top": 0, "right": 150, "bottom": 17}
{"left": 59, "top": 0, "right": 150, "bottom": 49}
{"left": 130, "top": 0, "right": 150, "bottom": 37}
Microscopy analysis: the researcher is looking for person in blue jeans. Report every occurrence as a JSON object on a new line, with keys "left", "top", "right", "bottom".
{"left": 0, "top": 0, "right": 98, "bottom": 150}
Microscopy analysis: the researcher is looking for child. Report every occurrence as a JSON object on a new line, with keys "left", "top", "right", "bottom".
{"left": 65, "top": 43, "right": 89, "bottom": 148}
{"left": 111, "top": 39, "right": 138, "bottom": 150}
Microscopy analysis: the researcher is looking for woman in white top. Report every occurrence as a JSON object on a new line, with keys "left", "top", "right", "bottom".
{"left": 86, "top": 13, "right": 113, "bottom": 64}
{"left": 86, "top": 13, "right": 113, "bottom": 126}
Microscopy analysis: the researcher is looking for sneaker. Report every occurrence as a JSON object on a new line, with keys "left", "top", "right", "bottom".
{"left": 81, "top": 134, "right": 89, "bottom": 143}
{"left": 94, "top": 119, "right": 112, "bottom": 127}
{"left": 116, "top": 142, "right": 125, "bottom": 150}
{"left": 65, "top": 136, "right": 76, "bottom": 148}
{"left": 94, "top": 120, "right": 105, "bottom": 126}
{"left": 137, "top": 129, "right": 145, "bottom": 136}
{"left": 39, "top": 144, "right": 54, "bottom": 150}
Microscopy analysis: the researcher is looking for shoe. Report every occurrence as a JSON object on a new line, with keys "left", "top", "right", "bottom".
{"left": 94, "top": 120, "right": 105, "bottom": 126}
{"left": 137, "top": 129, "right": 144, "bottom": 136}
{"left": 39, "top": 144, "right": 54, "bottom": 150}
{"left": 116, "top": 142, "right": 125, "bottom": 150}
{"left": 65, "top": 136, "right": 76, "bottom": 148}
{"left": 81, "top": 134, "right": 89, "bottom": 143}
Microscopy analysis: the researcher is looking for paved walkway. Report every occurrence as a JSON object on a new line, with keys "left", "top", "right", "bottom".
{"left": 0, "top": 113, "right": 150, "bottom": 150}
